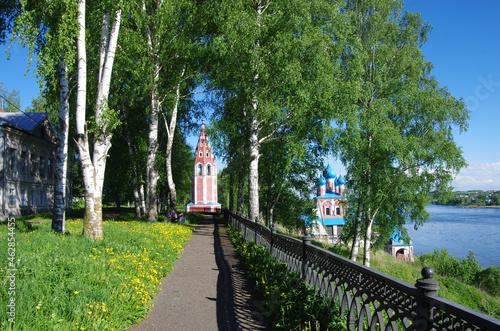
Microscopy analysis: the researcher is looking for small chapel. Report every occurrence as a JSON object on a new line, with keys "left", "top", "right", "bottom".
{"left": 186, "top": 121, "right": 221, "bottom": 213}
{"left": 312, "top": 163, "right": 346, "bottom": 240}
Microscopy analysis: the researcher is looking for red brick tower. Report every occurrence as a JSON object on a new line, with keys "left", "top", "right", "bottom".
{"left": 187, "top": 121, "right": 221, "bottom": 212}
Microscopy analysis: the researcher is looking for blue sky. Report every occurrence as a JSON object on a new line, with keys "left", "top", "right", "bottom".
{"left": 1, "top": 0, "right": 499, "bottom": 191}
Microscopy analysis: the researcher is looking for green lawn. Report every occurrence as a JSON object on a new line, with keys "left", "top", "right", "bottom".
{"left": 0, "top": 215, "right": 193, "bottom": 331}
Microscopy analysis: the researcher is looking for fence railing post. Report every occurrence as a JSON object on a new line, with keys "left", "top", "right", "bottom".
{"left": 301, "top": 229, "right": 311, "bottom": 280}
{"left": 254, "top": 217, "right": 259, "bottom": 243}
{"left": 415, "top": 266, "right": 440, "bottom": 331}
{"left": 270, "top": 224, "right": 276, "bottom": 255}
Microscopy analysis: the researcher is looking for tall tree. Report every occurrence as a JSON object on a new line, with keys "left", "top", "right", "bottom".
{"left": 124, "top": 0, "right": 207, "bottom": 220}
{"left": 211, "top": 0, "right": 347, "bottom": 222}
{"left": 12, "top": 0, "right": 79, "bottom": 233}
{"left": 75, "top": 0, "right": 122, "bottom": 238}
{"left": 336, "top": 0, "right": 469, "bottom": 266}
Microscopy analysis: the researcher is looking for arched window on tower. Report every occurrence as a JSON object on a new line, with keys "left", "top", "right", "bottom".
{"left": 206, "top": 151, "right": 209, "bottom": 158}
{"left": 199, "top": 151, "right": 202, "bottom": 157}
{"left": 197, "top": 164, "right": 202, "bottom": 175}
{"left": 207, "top": 164, "right": 211, "bottom": 175}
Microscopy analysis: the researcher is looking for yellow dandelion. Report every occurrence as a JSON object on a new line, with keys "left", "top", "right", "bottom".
{"left": 74, "top": 291, "right": 79, "bottom": 295}
{"left": 36, "top": 306, "right": 40, "bottom": 309}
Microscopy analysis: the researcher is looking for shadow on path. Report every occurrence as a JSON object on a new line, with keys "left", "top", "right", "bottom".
{"left": 213, "top": 217, "right": 269, "bottom": 330}
{"left": 129, "top": 215, "right": 269, "bottom": 331}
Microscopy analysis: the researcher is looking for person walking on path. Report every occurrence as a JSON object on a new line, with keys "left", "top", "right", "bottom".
{"left": 129, "top": 215, "right": 269, "bottom": 331}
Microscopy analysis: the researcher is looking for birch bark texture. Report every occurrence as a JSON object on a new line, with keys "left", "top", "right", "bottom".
{"left": 76, "top": 0, "right": 122, "bottom": 239}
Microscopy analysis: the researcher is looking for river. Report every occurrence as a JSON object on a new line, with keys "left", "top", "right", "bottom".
{"left": 405, "top": 204, "right": 500, "bottom": 268}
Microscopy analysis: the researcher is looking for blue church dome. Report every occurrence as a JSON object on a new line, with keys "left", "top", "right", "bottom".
{"left": 335, "top": 174, "right": 346, "bottom": 186}
{"left": 317, "top": 175, "right": 326, "bottom": 186}
{"left": 323, "top": 164, "right": 336, "bottom": 179}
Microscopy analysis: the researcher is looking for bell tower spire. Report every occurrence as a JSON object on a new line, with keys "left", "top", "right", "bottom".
{"left": 187, "top": 121, "right": 221, "bottom": 212}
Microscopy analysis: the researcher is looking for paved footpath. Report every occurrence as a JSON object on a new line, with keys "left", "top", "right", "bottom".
{"left": 129, "top": 215, "right": 269, "bottom": 331}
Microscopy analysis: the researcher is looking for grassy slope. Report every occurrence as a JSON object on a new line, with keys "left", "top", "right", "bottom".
{"left": 371, "top": 251, "right": 500, "bottom": 319}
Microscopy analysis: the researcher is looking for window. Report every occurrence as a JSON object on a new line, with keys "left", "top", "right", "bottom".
{"left": 325, "top": 207, "right": 330, "bottom": 215}
{"left": 199, "top": 151, "right": 202, "bottom": 157}
{"left": 39, "top": 190, "right": 46, "bottom": 206}
{"left": 9, "top": 148, "right": 16, "bottom": 172}
{"left": 20, "top": 151, "right": 27, "bottom": 173}
{"left": 30, "top": 148, "right": 37, "bottom": 175}
{"left": 47, "top": 157, "right": 53, "bottom": 178}
{"left": 30, "top": 189, "right": 36, "bottom": 206}
{"left": 20, "top": 188, "right": 27, "bottom": 206}
{"left": 336, "top": 207, "right": 341, "bottom": 215}
{"left": 8, "top": 188, "right": 16, "bottom": 206}
{"left": 207, "top": 164, "right": 211, "bottom": 175}
{"left": 197, "top": 164, "right": 202, "bottom": 175}
{"left": 206, "top": 151, "right": 209, "bottom": 158}
{"left": 39, "top": 151, "right": 46, "bottom": 178}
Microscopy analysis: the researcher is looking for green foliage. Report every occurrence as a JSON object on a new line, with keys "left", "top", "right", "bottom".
{"left": 0, "top": 82, "right": 21, "bottom": 111}
{"left": 420, "top": 249, "right": 482, "bottom": 285}
{"left": 477, "top": 267, "right": 500, "bottom": 297}
{"left": 226, "top": 224, "right": 345, "bottom": 330}
{"left": 0, "top": 216, "right": 193, "bottom": 330}
{"left": 334, "top": 0, "right": 469, "bottom": 265}
{"left": 184, "top": 212, "right": 205, "bottom": 225}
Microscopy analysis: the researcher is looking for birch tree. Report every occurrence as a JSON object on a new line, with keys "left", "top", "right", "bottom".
{"left": 75, "top": 0, "right": 122, "bottom": 238}
{"left": 12, "top": 0, "right": 79, "bottom": 233}
{"left": 336, "top": 0, "right": 469, "bottom": 266}
{"left": 212, "top": 0, "right": 347, "bottom": 222}
{"left": 125, "top": 0, "right": 208, "bottom": 219}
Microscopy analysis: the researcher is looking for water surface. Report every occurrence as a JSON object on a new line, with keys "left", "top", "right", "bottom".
{"left": 405, "top": 204, "right": 500, "bottom": 268}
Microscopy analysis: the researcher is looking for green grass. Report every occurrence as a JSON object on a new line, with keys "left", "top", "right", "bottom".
{"left": 369, "top": 250, "right": 500, "bottom": 319}
{"left": 0, "top": 214, "right": 193, "bottom": 331}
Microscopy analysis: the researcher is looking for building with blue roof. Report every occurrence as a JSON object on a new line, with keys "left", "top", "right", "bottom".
{"left": 312, "top": 161, "right": 346, "bottom": 241}
{"left": 0, "top": 111, "right": 57, "bottom": 218}
{"left": 384, "top": 229, "right": 414, "bottom": 261}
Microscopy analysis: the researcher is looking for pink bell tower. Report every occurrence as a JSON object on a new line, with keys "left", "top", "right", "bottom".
{"left": 186, "top": 121, "right": 221, "bottom": 212}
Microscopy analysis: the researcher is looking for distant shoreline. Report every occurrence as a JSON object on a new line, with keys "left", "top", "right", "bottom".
{"left": 430, "top": 204, "right": 500, "bottom": 209}
{"left": 456, "top": 205, "right": 500, "bottom": 209}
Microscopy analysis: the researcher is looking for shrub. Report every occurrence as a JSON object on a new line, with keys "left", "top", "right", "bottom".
{"left": 477, "top": 266, "right": 500, "bottom": 297}
{"left": 226, "top": 225, "right": 345, "bottom": 330}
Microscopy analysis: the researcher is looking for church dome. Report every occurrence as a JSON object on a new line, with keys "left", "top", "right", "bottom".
{"left": 317, "top": 175, "right": 326, "bottom": 186}
{"left": 335, "top": 174, "right": 346, "bottom": 186}
{"left": 323, "top": 164, "right": 336, "bottom": 179}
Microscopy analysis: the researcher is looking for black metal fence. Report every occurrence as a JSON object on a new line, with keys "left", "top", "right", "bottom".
{"left": 222, "top": 209, "right": 500, "bottom": 331}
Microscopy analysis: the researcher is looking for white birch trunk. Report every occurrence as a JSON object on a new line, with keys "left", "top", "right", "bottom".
{"left": 144, "top": 2, "right": 160, "bottom": 221}
{"left": 52, "top": 58, "right": 70, "bottom": 233}
{"left": 164, "top": 69, "right": 185, "bottom": 209}
{"left": 248, "top": 1, "right": 263, "bottom": 222}
{"left": 363, "top": 217, "right": 373, "bottom": 267}
{"left": 350, "top": 202, "right": 363, "bottom": 261}
{"left": 145, "top": 63, "right": 160, "bottom": 222}
{"left": 76, "top": 0, "right": 102, "bottom": 239}
{"left": 140, "top": 183, "right": 146, "bottom": 216}
{"left": 76, "top": 1, "right": 121, "bottom": 239}
{"left": 248, "top": 113, "right": 260, "bottom": 222}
